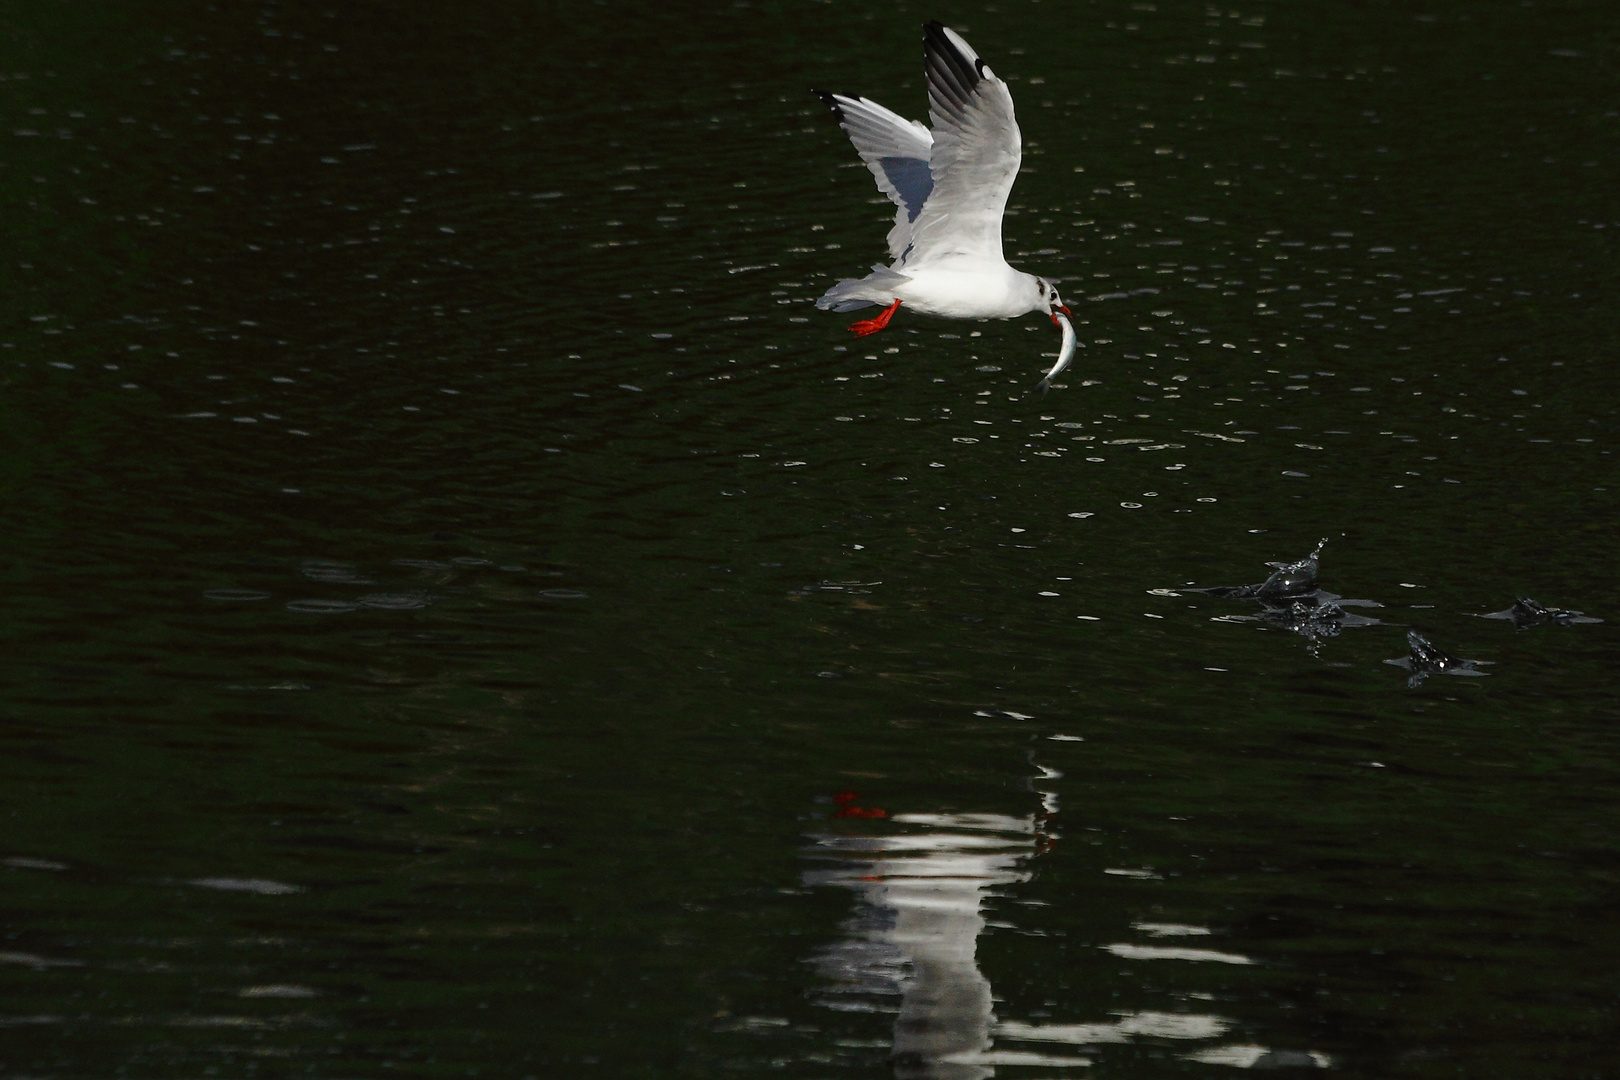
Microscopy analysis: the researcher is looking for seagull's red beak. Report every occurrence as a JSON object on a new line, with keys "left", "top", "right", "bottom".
{"left": 1050, "top": 305, "right": 1071, "bottom": 327}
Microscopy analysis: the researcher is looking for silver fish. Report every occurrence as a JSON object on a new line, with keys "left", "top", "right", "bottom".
{"left": 1032, "top": 310, "right": 1077, "bottom": 396}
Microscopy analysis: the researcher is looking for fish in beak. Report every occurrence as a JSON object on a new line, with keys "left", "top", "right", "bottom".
{"left": 1032, "top": 309, "right": 1077, "bottom": 396}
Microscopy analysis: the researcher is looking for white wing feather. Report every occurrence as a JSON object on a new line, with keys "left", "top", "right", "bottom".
{"left": 901, "top": 23, "right": 1021, "bottom": 267}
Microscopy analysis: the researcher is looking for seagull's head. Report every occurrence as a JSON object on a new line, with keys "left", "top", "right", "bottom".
{"left": 1037, "top": 278, "right": 1072, "bottom": 325}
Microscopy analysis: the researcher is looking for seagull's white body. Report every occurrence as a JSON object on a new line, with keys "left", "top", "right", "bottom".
{"left": 815, "top": 23, "right": 1063, "bottom": 324}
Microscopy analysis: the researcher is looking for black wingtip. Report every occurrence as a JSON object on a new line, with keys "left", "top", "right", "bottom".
{"left": 812, "top": 89, "right": 849, "bottom": 122}
{"left": 922, "top": 21, "right": 984, "bottom": 106}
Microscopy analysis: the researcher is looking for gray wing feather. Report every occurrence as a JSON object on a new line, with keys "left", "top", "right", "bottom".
{"left": 816, "top": 92, "right": 935, "bottom": 261}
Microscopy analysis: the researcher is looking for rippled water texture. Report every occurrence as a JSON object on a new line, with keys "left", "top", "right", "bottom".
{"left": 2, "top": 1, "right": 1617, "bottom": 1076}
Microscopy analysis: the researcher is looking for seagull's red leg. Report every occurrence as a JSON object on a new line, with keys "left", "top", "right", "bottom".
{"left": 847, "top": 298, "right": 901, "bottom": 337}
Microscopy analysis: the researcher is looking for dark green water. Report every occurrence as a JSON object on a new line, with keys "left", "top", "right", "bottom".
{"left": 2, "top": 1, "right": 1617, "bottom": 1076}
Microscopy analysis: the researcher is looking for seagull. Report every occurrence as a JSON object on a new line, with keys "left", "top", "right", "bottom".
{"left": 813, "top": 21, "right": 1077, "bottom": 392}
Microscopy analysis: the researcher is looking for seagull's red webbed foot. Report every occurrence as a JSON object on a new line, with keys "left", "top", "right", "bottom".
{"left": 847, "top": 298, "right": 901, "bottom": 337}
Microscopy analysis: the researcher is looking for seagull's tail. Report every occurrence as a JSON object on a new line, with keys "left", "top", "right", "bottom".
{"left": 816, "top": 265, "right": 910, "bottom": 313}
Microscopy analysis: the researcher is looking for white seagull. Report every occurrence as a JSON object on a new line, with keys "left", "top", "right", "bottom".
{"left": 814, "top": 21, "right": 1076, "bottom": 393}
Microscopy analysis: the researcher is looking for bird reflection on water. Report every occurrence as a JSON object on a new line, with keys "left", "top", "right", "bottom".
{"left": 803, "top": 803, "right": 1059, "bottom": 1079}
{"left": 799, "top": 767, "right": 1331, "bottom": 1074}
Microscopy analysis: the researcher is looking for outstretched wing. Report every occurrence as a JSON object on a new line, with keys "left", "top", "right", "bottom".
{"left": 814, "top": 90, "right": 934, "bottom": 262}
{"left": 901, "top": 22, "right": 1021, "bottom": 267}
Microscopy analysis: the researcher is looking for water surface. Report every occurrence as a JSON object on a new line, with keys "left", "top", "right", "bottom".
{"left": 2, "top": 1, "right": 1618, "bottom": 1076}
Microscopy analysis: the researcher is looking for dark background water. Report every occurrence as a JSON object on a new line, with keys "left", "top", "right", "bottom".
{"left": 2, "top": 0, "right": 1617, "bottom": 1076}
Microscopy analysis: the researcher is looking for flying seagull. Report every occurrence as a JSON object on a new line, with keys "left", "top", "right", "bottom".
{"left": 813, "top": 21, "right": 1076, "bottom": 392}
